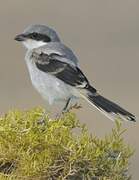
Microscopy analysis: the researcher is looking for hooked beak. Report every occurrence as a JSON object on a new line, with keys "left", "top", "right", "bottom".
{"left": 14, "top": 34, "right": 26, "bottom": 41}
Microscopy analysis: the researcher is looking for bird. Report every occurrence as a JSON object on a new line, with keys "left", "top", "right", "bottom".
{"left": 15, "top": 24, "right": 136, "bottom": 122}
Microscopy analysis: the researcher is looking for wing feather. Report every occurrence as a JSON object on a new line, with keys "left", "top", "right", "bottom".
{"left": 32, "top": 52, "right": 90, "bottom": 88}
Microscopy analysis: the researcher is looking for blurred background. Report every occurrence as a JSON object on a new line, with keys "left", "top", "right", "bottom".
{"left": 0, "top": 0, "right": 138, "bottom": 179}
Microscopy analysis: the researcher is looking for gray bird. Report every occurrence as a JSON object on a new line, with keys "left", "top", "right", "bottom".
{"left": 15, "top": 24, "right": 136, "bottom": 122}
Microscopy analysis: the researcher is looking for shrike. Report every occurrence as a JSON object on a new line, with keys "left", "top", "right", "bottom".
{"left": 15, "top": 24, "right": 136, "bottom": 122}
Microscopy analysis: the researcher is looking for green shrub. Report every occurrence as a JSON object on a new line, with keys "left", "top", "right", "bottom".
{"left": 0, "top": 108, "right": 133, "bottom": 180}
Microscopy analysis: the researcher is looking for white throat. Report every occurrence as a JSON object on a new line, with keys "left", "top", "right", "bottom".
{"left": 23, "top": 39, "right": 47, "bottom": 50}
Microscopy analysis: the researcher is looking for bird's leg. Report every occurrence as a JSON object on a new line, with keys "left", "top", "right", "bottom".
{"left": 55, "top": 98, "right": 72, "bottom": 119}
{"left": 62, "top": 98, "right": 72, "bottom": 113}
{"left": 56, "top": 98, "right": 82, "bottom": 119}
{"left": 62, "top": 98, "right": 82, "bottom": 114}
{"left": 69, "top": 103, "right": 82, "bottom": 110}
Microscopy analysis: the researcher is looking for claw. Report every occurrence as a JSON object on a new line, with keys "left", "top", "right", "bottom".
{"left": 69, "top": 103, "right": 82, "bottom": 111}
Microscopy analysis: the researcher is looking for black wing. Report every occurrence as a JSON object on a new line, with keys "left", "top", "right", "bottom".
{"left": 32, "top": 52, "right": 91, "bottom": 88}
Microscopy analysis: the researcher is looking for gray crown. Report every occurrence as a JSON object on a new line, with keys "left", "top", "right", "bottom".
{"left": 23, "top": 24, "right": 61, "bottom": 42}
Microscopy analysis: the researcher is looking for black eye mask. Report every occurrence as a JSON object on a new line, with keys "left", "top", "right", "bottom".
{"left": 27, "top": 32, "right": 51, "bottom": 42}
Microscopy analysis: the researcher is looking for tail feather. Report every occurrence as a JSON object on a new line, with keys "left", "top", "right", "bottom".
{"left": 81, "top": 86, "right": 136, "bottom": 122}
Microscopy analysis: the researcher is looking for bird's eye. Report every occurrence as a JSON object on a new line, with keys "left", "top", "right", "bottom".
{"left": 31, "top": 33, "right": 38, "bottom": 39}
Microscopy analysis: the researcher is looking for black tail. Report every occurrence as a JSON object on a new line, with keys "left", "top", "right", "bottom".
{"left": 83, "top": 86, "right": 136, "bottom": 122}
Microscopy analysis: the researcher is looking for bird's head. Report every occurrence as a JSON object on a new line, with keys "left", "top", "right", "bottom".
{"left": 14, "top": 24, "right": 60, "bottom": 50}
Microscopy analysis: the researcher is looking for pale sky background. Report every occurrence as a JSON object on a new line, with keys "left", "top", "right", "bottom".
{"left": 0, "top": 0, "right": 139, "bottom": 179}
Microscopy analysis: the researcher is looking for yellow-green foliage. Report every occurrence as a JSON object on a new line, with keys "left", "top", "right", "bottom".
{"left": 0, "top": 108, "right": 133, "bottom": 180}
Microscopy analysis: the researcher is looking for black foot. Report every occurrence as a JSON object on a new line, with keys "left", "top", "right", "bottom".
{"left": 69, "top": 103, "right": 82, "bottom": 111}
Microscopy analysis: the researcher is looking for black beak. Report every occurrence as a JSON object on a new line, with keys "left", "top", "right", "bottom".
{"left": 14, "top": 34, "right": 26, "bottom": 41}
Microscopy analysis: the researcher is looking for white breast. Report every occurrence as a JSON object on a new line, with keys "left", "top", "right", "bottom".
{"left": 25, "top": 53, "right": 72, "bottom": 105}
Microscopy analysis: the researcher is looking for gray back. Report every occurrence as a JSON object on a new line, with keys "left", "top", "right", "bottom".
{"left": 34, "top": 42, "right": 79, "bottom": 66}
